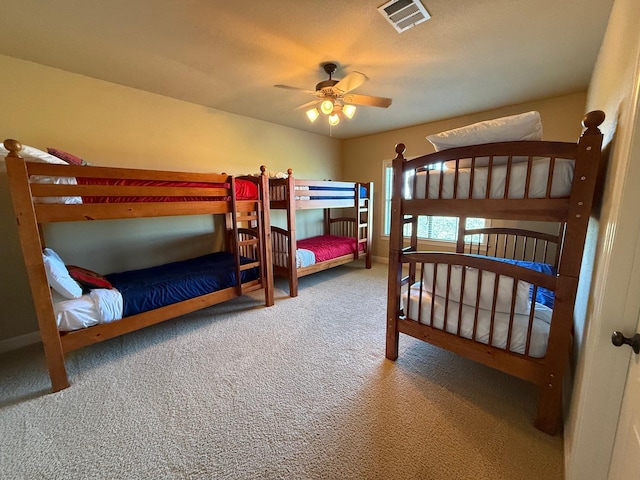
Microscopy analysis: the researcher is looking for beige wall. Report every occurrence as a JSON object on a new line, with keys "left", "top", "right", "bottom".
{"left": 341, "top": 92, "right": 588, "bottom": 259}
{"left": 0, "top": 55, "right": 594, "bottom": 348}
{"left": 0, "top": 54, "right": 340, "bottom": 344}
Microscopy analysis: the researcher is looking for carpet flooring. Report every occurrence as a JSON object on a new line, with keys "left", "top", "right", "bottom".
{"left": 0, "top": 263, "right": 563, "bottom": 479}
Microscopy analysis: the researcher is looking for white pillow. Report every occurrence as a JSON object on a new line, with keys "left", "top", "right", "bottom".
{"left": 42, "top": 248, "right": 83, "bottom": 299}
{"left": 268, "top": 171, "right": 288, "bottom": 179}
{"left": 1, "top": 141, "right": 82, "bottom": 203}
{"left": 247, "top": 171, "right": 288, "bottom": 178}
{"left": 426, "top": 111, "right": 543, "bottom": 152}
{"left": 29, "top": 175, "right": 83, "bottom": 204}
{"left": 1, "top": 142, "right": 68, "bottom": 165}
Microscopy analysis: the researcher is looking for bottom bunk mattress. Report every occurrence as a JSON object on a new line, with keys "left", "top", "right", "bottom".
{"left": 53, "top": 252, "right": 259, "bottom": 331}
{"left": 402, "top": 259, "right": 556, "bottom": 358}
{"left": 403, "top": 288, "right": 552, "bottom": 358}
{"left": 296, "top": 234, "right": 364, "bottom": 267}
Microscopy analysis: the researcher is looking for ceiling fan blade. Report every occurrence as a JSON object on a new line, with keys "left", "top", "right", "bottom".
{"left": 333, "top": 72, "right": 368, "bottom": 94}
{"left": 274, "top": 84, "right": 317, "bottom": 95}
{"left": 294, "top": 99, "right": 321, "bottom": 111}
{"left": 343, "top": 93, "right": 392, "bottom": 108}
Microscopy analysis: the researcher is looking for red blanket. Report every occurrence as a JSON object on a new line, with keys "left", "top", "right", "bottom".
{"left": 76, "top": 178, "right": 258, "bottom": 202}
{"left": 297, "top": 235, "right": 363, "bottom": 263}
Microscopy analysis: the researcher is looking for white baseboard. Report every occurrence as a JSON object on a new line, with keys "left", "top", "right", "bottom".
{"left": 0, "top": 331, "right": 41, "bottom": 354}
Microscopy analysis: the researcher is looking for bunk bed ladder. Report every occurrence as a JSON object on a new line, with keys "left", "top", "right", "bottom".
{"left": 228, "top": 177, "right": 243, "bottom": 297}
{"left": 231, "top": 172, "right": 274, "bottom": 306}
{"left": 357, "top": 182, "right": 373, "bottom": 268}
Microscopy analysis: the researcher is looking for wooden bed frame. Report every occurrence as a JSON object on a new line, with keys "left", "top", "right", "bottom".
{"left": 386, "top": 111, "right": 605, "bottom": 435}
{"left": 269, "top": 171, "right": 373, "bottom": 297}
{"left": 4, "top": 139, "right": 274, "bottom": 392}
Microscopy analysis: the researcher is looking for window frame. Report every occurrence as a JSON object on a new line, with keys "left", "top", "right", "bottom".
{"left": 381, "top": 159, "right": 489, "bottom": 245}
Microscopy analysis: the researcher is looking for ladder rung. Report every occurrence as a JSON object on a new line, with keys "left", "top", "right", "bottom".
{"left": 240, "top": 262, "right": 259, "bottom": 270}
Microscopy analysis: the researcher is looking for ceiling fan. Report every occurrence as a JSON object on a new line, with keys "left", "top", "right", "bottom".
{"left": 274, "top": 63, "right": 392, "bottom": 126}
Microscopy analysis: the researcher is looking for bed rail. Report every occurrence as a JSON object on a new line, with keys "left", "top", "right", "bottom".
{"left": 271, "top": 226, "right": 292, "bottom": 270}
{"left": 391, "top": 110, "right": 605, "bottom": 223}
{"left": 457, "top": 225, "right": 562, "bottom": 268}
{"left": 269, "top": 171, "right": 368, "bottom": 210}
{"left": 5, "top": 159, "right": 237, "bottom": 223}
{"left": 399, "top": 252, "right": 557, "bottom": 365}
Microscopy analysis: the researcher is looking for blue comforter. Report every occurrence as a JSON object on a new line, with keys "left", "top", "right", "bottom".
{"left": 106, "top": 252, "right": 259, "bottom": 317}
{"left": 301, "top": 184, "right": 368, "bottom": 199}
{"left": 490, "top": 257, "right": 556, "bottom": 308}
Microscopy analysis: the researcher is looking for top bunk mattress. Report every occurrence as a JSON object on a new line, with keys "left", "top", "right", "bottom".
{"left": 409, "top": 157, "right": 574, "bottom": 200}
{"left": 2, "top": 142, "right": 260, "bottom": 204}
{"left": 32, "top": 176, "right": 259, "bottom": 204}
{"left": 268, "top": 177, "right": 372, "bottom": 209}
{"left": 77, "top": 177, "right": 259, "bottom": 202}
{"left": 294, "top": 184, "right": 369, "bottom": 201}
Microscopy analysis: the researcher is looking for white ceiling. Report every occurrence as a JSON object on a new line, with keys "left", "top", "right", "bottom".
{"left": 0, "top": 0, "right": 614, "bottom": 139}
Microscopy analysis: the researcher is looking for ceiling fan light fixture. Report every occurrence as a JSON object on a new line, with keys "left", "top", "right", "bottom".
{"left": 343, "top": 104, "right": 357, "bottom": 119}
{"left": 306, "top": 107, "right": 320, "bottom": 122}
{"left": 276, "top": 62, "right": 392, "bottom": 130}
{"left": 320, "top": 99, "right": 335, "bottom": 115}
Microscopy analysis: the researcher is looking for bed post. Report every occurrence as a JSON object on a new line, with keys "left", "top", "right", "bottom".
{"left": 259, "top": 166, "right": 274, "bottom": 307}
{"left": 353, "top": 182, "right": 361, "bottom": 263}
{"left": 285, "top": 170, "right": 298, "bottom": 297}
{"left": 535, "top": 110, "right": 605, "bottom": 435}
{"left": 556, "top": 110, "right": 605, "bottom": 277}
{"left": 4, "top": 140, "right": 70, "bottom": 391}
{"left": 386, "top": 144, "right": 407, "bottom": 360}
{"left": 323, "top": 208, "right": 331, "bottom": 237}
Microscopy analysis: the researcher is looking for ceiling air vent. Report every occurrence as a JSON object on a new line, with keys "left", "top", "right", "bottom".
{"left": 378, "top": 0, "right": 431, "bottom": 33}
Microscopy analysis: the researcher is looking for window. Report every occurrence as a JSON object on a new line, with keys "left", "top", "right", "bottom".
{"left": 382, "top": 161, "right": 486, "bottom": 241}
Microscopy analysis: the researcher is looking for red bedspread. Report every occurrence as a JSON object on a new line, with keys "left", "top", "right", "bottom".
{"left": 76, "top": 178, "right": 258, "bottom": 202}
{"left": 297, "top": 235, "right": 363, "bottom": 263}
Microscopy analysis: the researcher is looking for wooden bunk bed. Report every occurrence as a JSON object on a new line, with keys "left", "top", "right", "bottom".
{"left": 4, "top": 139, "right": 274, "bottom": 392}
{"left": 269, "top": 170, "right": 373, "bottom": 297}
{"left": 385, "top": 111, "right": 605, "bottom": 435}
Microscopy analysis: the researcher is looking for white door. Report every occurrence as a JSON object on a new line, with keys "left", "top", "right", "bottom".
{"left": 605, "top": 28, "right": 640, "bottom": 478}
{"left": 608, "top": 329, "right": 640, "bottom": 479}
{"left": 608, "top": 233, "right": 640, "bottom": 480}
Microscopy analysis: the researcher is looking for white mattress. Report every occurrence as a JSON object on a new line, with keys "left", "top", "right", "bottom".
{"left": 294, "top": 185, "right": 309, "bottom": 201}
{"left": 52, "top": 288, "right": 123, "bottom": 332}
{"left": 410, "top": 157, "right": 574, "bottom": 200}
{"left": 403, "top": 284, "right": 552, "bottom": 358}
